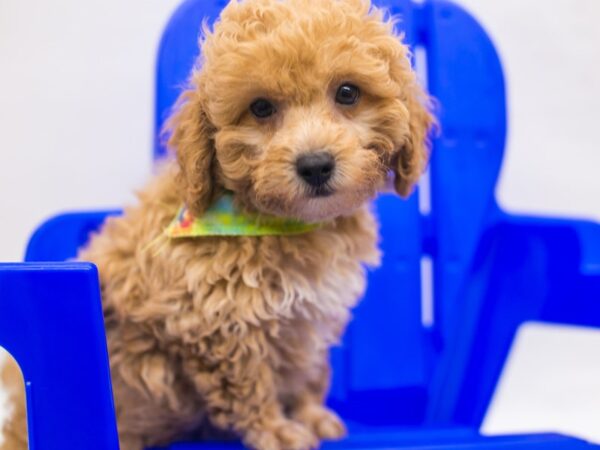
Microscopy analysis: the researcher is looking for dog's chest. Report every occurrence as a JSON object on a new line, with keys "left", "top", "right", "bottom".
{"left": 134, "top": 207, "right": 381, "bottom": 360}
{"left": 259, "top": 210, "right": 381, "bottom": 354}
{"left": 263, "top": 212, "right": 379, "bottom": 321}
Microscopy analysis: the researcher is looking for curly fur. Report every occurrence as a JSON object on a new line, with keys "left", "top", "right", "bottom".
{"left": 2, "top": 0, "right": 433, "bottom": 449}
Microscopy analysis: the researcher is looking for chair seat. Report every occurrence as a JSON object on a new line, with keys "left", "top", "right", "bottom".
{"left": 156, "top": 430, "right": 598, "bottom": 450}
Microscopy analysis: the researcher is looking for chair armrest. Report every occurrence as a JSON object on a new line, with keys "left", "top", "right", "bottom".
{"left": 428, "top": 213, "right": 600, "bottom": 428}
{"left": 25, "top": 210, "right": 121, "bottom": 262}
{"left": 0, "top": 263, "right": 119, "bottom": 450}
{"left": 500, "top": 213, "right": 600, "bottom": 276}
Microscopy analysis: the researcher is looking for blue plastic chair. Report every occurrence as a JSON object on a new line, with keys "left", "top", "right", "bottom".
{"left": 2, "top": 0, "right": 600, "bottom": 449}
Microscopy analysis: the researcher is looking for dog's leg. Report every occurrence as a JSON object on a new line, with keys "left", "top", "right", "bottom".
{"left": 184, "top": 353, "right": 317, "bottom": 450}
{"left": 108, "top": 346, "right": 206, "bottom": 450}
{"left": 0, "top": 358, "right": 28, "bottom": 450}
{"left": 289, "top": 364, "right": 347, "bottom": 441}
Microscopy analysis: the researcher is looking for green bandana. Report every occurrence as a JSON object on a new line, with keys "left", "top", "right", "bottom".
{"left": 165, "top": 193, "right": 321, "bottom": 238}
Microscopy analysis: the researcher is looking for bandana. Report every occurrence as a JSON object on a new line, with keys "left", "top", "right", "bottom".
{"left": 165, "top": 193, "right": 321, "bottom": 238}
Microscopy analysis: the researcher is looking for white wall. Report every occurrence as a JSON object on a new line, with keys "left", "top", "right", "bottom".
{"left": 1, "top": 0, "right": 599, "bottom": 443}
{"left": 459, "top": 0, "right": 600, "bottom": 221}
{"left": 0, "top": 0, "right": 181, "bottom": 261}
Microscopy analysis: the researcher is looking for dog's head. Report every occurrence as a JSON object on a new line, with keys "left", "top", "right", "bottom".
{"left": 167, "top": 0, "right": 434, "bottom": 222}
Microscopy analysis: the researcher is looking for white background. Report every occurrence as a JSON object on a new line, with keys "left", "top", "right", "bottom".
{"left": 1, "top": 0, "right": 599, "bottom": 444}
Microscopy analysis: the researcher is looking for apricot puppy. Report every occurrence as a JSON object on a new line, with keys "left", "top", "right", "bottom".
{"left": 1, "top": 0, "right": 433, "bottom": 449}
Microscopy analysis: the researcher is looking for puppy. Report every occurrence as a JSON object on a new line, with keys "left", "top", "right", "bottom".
{"left": 1, "top": 0, "right": 433, "bottom": 449}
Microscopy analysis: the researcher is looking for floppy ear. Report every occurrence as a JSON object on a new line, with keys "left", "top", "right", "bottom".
{"left": 165, "top": 88, "right": 217, "bottom": 216}
{"left": 394, "top": 85, "right": 435, "bottom": 198}
{"left": 379, "top": 22, "right": 436, "bottom": 197}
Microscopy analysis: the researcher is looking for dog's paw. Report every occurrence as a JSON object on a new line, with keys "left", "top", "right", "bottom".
{"left": 293, "top": 404, "right": 347, "bottom": 441}
{"left": 244, "top": 419, "right": 317, "bottom": 450}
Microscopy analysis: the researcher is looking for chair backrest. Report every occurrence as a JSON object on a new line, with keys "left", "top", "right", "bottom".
{"left": 424, "top": 0, "right": 506, "bottom": 346}
{"left": 153, "top": 0, "right": 507, "bottom": 426}
{"left": 22, "top": 0, "right": 508, "bottom": 431}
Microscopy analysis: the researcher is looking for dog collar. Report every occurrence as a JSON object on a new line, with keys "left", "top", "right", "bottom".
{"left": 165, "top": 193, "right": 321, "bottom": 238}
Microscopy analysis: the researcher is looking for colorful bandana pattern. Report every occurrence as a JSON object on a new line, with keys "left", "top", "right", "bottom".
{"left": 165, "top": 194, "right": 321, "bottom": 238}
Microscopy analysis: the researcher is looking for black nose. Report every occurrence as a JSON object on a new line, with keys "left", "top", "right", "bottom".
{"left": 296, "top": 152, "right": 335, "bottom": 188}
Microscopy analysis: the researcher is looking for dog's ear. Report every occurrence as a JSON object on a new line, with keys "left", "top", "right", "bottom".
{"left": 380, "top": 25, "right": 436, "bottom": 197}
{"left": 166, "top": 88, "right": 217, "bottom": 216}
{"left": 393, "top": 87, "right": 435, "bottom": 198}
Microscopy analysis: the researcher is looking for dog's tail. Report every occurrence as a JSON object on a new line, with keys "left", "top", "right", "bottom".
{"left": 0, "top": 355, "right": 28, "bottom": 450}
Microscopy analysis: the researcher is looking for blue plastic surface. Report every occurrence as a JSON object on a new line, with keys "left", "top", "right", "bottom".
{"left": 1, "top": 0, "right": 599, "bottom": 449}
{"left": 429, "top": 215, "right": 600, "bottom": 427}
{"left": 25, "top": 210, "right": 120, "bottom": 262}
{"left": 0, "top": 263, "right": 119, "bottom": 450}
{"left": 151, "top": 432, "right": 595, "bottom": 450}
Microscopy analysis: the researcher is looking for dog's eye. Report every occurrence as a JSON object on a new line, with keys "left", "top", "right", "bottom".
{"left": 250, "top": 99, "right": 276, "bottom": 119}
{"left": 335, "top": 84, "right": 360, "bottom": 105}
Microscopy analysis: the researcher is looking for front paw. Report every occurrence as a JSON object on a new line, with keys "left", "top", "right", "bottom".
{"left": 244, "top": 418, "right": 317, "bottom": 450}
{"left": 293, "top": 404, "right": 347, "bottom": 441}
